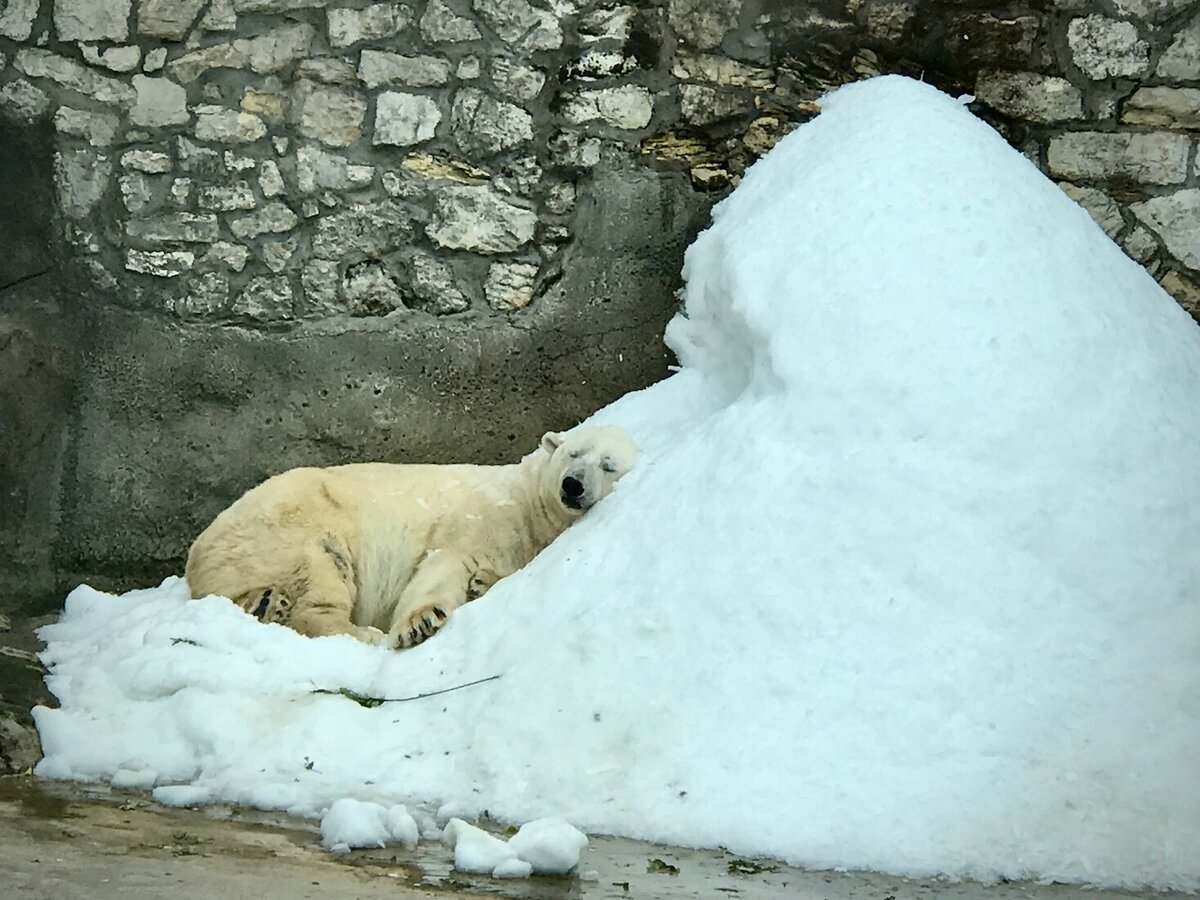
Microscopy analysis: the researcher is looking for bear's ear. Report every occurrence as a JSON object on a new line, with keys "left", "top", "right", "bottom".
{"left": 540, "top": 431, "right": 564, "bottom": 454}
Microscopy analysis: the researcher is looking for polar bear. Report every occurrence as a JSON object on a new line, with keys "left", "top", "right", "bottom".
{"left": 184, "top": 426, "right": 638, "bottom": 649}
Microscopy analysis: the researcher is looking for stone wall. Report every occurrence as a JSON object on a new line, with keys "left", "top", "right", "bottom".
{"left": 1, "top": 0, "right": 1198, "bottom": 325}
{"left": 0, "top": 0, "right": 1198, "bottom": 611}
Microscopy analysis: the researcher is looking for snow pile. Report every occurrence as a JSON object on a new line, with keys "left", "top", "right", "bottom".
{"left": 319, "top": 798, "right": 418, "bottom": 852}
{"left": 33, "top": 76, "right": 1200, "bottom": 890}
{"left": 441, "top": 817, "right": 586, "bottom": 878}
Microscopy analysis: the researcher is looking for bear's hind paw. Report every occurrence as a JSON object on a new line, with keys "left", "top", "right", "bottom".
{"left": 393, "top": 606, "right": 449, "bottom": 650}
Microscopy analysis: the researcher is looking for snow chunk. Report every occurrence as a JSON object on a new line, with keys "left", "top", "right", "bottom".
{"left": 507, "top": 818, "right": 588, "bottom": 875}
{"left": 320, "top": 798, "right": 419, "bottom": 852}
{"left": 442, "top": 818, "right": 518, "bottom": 874}
{"left": 441, "top": 817, "right": 584, "bottom": 876}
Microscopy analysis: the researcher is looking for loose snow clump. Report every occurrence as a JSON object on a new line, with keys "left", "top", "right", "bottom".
{"left": 320, "top": 798, "right": 419, "bottom": 852}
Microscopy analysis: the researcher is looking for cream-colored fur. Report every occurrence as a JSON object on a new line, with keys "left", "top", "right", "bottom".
{"left": 184, "top": 426, "right": 638, "bottom": 649}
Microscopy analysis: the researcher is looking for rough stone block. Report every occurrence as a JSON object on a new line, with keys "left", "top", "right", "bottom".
{"left": 194, "top": 105, "right": 267, "bottom": 143}
{"left": 420, "top": 0, "right": 480, "bottom": 42}
{"left": 259, "top": 160, "right": 285, "bottom": 197}
{"left": 232, "top": 275, "right": 294, "bottom": 321}
{"left": 668, "top": 0, "right": 739, "bottom": 49}
{"left": 1122, "top": 87, "right": 1200, "bottom": 130}
{"left": 975, "top": 71, "right": 1083, "bottom": 124}
{"left": 297, "top": 58, "right": 358, "bottom": 85}
{"left": 121, "top": 149, "right": 171, "bottom": 173}
{"left": 344, "top": 260, "right": 405, "bottom": 314}
{"left": 864, "top": 0, "right": 916, "bottom": 41}
{"left": 449, "top": 88, "right": 533, "bottom": 155}
{"left": 198, "top": 182, "right": 257, "bottom": 211}
{"left": 1159, "top": 270, "right": 1200, "bottom": 321}
{"left": 1046, "top": 132, "right": 1190, "bottom": 185}
{"left": 15, "top": 50, "right": 136, "bottom": 106}
{"left": 427, "top": 184, "right": 536, "bottom": 253}
{"left": 1067, "top": 15, "right": 1149, "bottom": 79}
{"left": 1130, "top": 190, "right": 1200, "bottom": 269}
{"left": 490, "top": 58, "right": 544, "bottom": 102}
{"left": 55, "top": 0, "right": 131, "bottom": 42}
{"left": 296, "top": 85, "right": 367, "bottom": 147}
{"left": 473, "top": 0, "right": 561, "bottom": 51}
{"left": 176, "top": 137, "right": 221, "bottom": 175}
{"left": 374, "top": 92, "right": 441, "bottom": 146}
{"left": 131, "top": 75, "right": 189, "bottom": 128}
{"left": 328, "top": 3, "right": 410, "bottom": 47}
{"left": 169, "top": 23, "right": 314, "bottom": 82}
{"left": 55, "top": 107, "right": 120, "bottom": 146}
{"left": 126, "top": 249, "right": 195, "bottom": 277}
{"left": 174, "top": 271, "right": 231, "bottom": 318}
{"left": 680, "top": 84, "right": 746, "bottom": 126}
{"left": 296, "top": 144, "right": 375, "bottom": 193}
{"left": 119, "top": 172, "right": 154, "bottom": 212}
{"left": 82, "top": 45, "right": 142, "bottom": 72}
{"left": 310, "top": 200, "right": 411, "bottom": 259}
{"left": 229, "top": 202, "right": 300, "bottom": 239}
{"left": 242, "top": 90, "right": 288, "bottom": 122}
{"left": 1111, "top": 0, "right": 1194, "bottom": 20}
{"left": 137, "top": 0, "right": 206, "bottom": 39}
{"left": 261, "top": 237, "right": 299, "bottom": 273}
{"left": 579, "top": 4, "right": 634, "bottom": 43}
{"left": 408, "top": 251, "right": 470, "bottom": 314}
{"left": 55, "top": 150, "right": 112, "bottom": 218}
{"left": 358, "top": 49, "right": 452, "bottom": 87}
{"left": 204, "top": 241, "right": 250, "bottom": 272}
{"left": 562, "top": 85, "right": 654, "bottom": 130}
{"left": 485, "top": 261, "right": 538, "bottom": 310}
{"left": 1157, "top": 14, "right": 1200, "bottom": 80}
{"left": 672, "top": 53, "right": 772, "bottom": 89}
{"left": 169, "top": 177, "right": 191, "bottom": 206}
{"left": 0, "top": 0, "right": 38, "bottom": 40}
{"left": 1059, "top": 183, "right": 1124, "bottom": 239}
{"left": 1123, "top": 226, "right": 1158, "bottom": 263}
{"left": 127, "top": 212, "right": 219, "bottom": 243}
{"left": 0, "top": 80, "right": 49, "bottom": 122}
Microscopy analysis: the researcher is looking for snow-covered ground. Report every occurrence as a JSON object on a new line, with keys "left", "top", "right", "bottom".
{"left": 32, "top": 76, "right": 1200, "bottom": 890}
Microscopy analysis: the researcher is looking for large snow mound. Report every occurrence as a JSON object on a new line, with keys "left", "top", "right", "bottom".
{"left": 33, "top": 76, "right": 1200, "bottom": 890}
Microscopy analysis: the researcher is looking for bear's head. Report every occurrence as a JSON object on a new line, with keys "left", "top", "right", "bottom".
{"left": 540, "top": 425, "right": 639, "bottom": 515}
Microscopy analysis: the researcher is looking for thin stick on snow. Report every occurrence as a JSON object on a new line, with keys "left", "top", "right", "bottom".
{"left": 310, "top": 674, "right": 501, "bottom": 707}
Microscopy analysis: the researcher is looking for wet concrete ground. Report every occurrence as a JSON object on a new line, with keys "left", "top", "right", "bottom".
{"left": 1, "top": 775, "right": 1190, "bottom": 900}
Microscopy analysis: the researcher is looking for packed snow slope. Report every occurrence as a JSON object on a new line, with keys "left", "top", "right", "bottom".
{"left": 34, "top": 76, "right": 1200, "bottom": 890}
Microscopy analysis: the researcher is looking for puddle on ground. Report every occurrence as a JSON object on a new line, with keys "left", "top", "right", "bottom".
{"left": 1, "top": 776, "right": 1187, "bottom": 900}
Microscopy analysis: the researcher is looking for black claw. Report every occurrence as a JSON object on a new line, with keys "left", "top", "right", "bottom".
{"left": 433, "top": 607, "right": 446, "bottom": 620}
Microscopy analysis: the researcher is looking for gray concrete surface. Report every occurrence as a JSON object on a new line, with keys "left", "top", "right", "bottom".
{"left": 1, "top": 776, "right": 1188, "bottom": 900}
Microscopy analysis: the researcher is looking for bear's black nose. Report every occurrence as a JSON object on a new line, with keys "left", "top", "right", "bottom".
{"left": 562, "top": 476, "right": 584, "bottom": 498}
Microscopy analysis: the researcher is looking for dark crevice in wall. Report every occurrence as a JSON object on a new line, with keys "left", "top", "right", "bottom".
{"left": 0, "top": 113, "right": 57, "bottom": 293}
{"left": 0, "top": 268, "right": 52, "bottom": 295}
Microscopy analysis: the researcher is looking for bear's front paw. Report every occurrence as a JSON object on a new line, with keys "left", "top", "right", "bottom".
{"left": 359, "top": 626, "right": 387, "bottom": 646}
{"left": 392, "top": 605, "right": 449, "bottom": 650}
